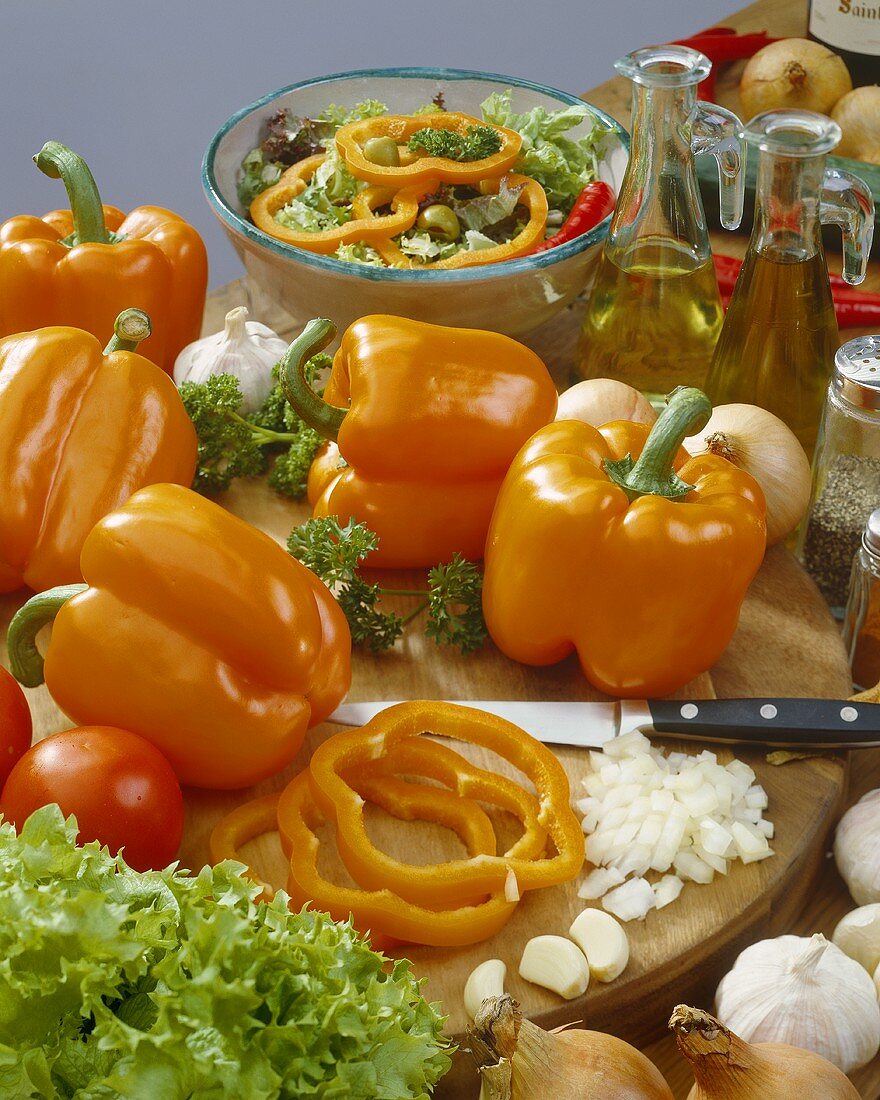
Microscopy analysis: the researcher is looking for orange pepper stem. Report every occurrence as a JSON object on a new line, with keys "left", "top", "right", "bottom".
{"left": 33, "top": 141, "right": 116, "bottom": 247}
{"left": 604, "top": 385, "right": 712, "bottom": 502}
{"left": 103, "top": 308, "right": 152, "bottom": 355}
{"left": 7, "top": 584, "right": 87, "bottom": 687}
{"left": 280, "top": 317, "right": 347, "bottom": 443}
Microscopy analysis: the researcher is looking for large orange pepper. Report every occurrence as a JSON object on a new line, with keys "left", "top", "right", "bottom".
{"left": 0, "top": 309, "right": 197, "bottom": 594}
{"left": 0, "top": 142, "right": 207, "bottom": 374}
{"left": 281, "top": 315, "right": 558, "bottom": 567}
{"left": 6, "top": 484, "right": 352, "bottom": 789}
{"left": 482, "top": 387, "right": 767, "bottom": 698}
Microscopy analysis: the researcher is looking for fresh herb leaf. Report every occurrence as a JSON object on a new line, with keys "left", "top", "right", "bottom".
{"left": 408, "top": 124, "right": 502, "bottom": 162}
{"left": 426, "top": 554, "right": 488, "bottom": 654}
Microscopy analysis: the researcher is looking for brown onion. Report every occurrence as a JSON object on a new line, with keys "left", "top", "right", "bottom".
{"left": 469, "top": 995, "right": 672, "bottom": 1099}
{"left": 670, "top": 1005, "right": 859, "bottom": 1100}
{"left": 832, "top": 86, "right": 880, "bottom": 165}
{"left": 739, "top": 39, "right": 852, "bottom": 119}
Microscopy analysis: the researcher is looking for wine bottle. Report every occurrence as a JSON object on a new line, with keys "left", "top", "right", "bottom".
{"left": 808, "top": 0, "right": 880, "bottom": 85}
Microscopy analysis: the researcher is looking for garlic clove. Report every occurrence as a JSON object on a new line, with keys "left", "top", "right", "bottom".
{"left": 832, "top": 903, "right": 880, "bottom": 974}
{"left": 464, "top": 959, "right": 507, "bottom": 1021}
{"left": 834, "top": 788, "right": 880, "bottom": 906}
{"left": 569, "top": 908, "right": 629, "bottom": 982}
{"left": 519, "top": 935, "right": 589, "bottom": 1000}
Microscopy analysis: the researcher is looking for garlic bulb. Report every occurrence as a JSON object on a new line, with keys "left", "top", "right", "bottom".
{"left": 835, "top": 788, "right": 880, "bottom": 905}
{"left": 173, "top": 306, "right": 288, "bottom": 413}
{"left": 833, "top": 903, "right": 880, "bottom": 974}
{"left": 714, "top": 933, "right": 880, "bottom": 1073}
{"left": 683, "top": 403, "right": 810, "bottom": 545}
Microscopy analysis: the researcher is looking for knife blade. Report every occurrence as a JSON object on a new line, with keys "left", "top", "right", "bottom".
{"left": 325, "top": 698, "right": 880, "bottom": 751}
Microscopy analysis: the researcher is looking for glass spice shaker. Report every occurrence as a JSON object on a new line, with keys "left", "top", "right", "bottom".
{"left": 799, "top": 335, "right": 880, "bottom": 611}
{"left": 843, "top": 507, "right": 880, "bottom": 691}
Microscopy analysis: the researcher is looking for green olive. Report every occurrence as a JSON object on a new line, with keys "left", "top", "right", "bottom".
{"left": 362, "top": 136, "right": 400, "bottom": 167}
{"left": 416, "top": 204, "right": 461, "bottom": 242}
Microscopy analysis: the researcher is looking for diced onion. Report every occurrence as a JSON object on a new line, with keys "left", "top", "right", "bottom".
{"left": 575, "top": 735, "right": 774, "bottom": 917}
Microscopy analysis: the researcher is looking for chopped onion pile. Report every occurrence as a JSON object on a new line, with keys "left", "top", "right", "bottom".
{"left": 576, "top": 730, "right": 774, "bottom": 921}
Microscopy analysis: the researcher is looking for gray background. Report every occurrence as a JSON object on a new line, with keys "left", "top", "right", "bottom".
{"left": 2, "top": 0, "right": 738, "bottom": 289}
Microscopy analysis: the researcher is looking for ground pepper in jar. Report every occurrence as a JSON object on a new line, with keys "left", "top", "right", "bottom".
{"left": 844, "top": 508, "right": 880, "bottom": 690}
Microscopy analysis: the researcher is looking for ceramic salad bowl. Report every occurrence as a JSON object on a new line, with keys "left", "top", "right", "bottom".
{"left": 202, "top": 67, "right": 629, "bottom": 338}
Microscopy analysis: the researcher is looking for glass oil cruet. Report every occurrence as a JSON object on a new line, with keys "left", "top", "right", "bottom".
{"left": 575, "top": 45, "right": 746, "bottom": 401}
{"left": 705, "top": 110, "right": 874, "bottom": 455}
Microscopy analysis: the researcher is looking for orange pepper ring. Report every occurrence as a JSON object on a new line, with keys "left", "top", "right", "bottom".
{"left": 359, "top": 174, "right": 549, "bottom": 270}
{"left": 307, "top": 701, "right": 584, "bottom": 908}
{"left": 209, "top": 792, "right": 280, "bottom": 901}
{"left": 336, "top": 112, "right": 522, "bottom": 186}
{"left": 282, "top": 771, "right": 518, "bottom": 948}
{"left": 249, "top": 153, "right": 419, "bottom": 254}
{"left": 352, "top": 736, "right": 548, "bottom": 861}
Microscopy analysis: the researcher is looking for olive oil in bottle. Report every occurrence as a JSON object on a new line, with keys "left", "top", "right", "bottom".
{"left": 577, "top": 238, "right": 725, "bottom": 402}
{"left": 706, "top": 250, "right": 838, "bottom": 454}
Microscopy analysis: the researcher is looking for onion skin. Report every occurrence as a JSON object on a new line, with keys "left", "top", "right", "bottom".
{"left": 832, "top": 86, "right": 880, "bottom": 166}
{"left": 469, "top": 995, "right": 673, "bottom": 1099}
{"left": 739, "top": 38, "right": 852, "bottom": 118}
{"left": 684, "top": 403, "right": 809, "bottom": 546}
{"left": 556, "top": 378, "right": 657, "bottom": 429}
{"left": 670, "top": 1005, "right": 860, "bottom": 1100}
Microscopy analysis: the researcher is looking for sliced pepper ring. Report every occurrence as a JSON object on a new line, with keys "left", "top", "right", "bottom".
{"left": 249, "top": 153, "right": 419, "bottom": 254}
{"left": 307, "top": 700, "right": 584, "bottom": 908}
{"left": 282, "top": 771, "right": 518, "bottom": 947}
{"left": 358, "top": 174, "right": 549, "bottom": 270}
{"left": 209, "top": 792, "right": 281, "bottom": 900}
{"left": 336, "top": 112, "right": 522, "bottom": 186}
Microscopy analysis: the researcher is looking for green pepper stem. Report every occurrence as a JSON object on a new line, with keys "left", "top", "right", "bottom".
{"left": 34, "top": 141, "right": 111, "bottom": 246}
{"left": 103, "top": 309, "right": 152, "bottom": 354}
{"left": 604, "top": 386, "right": 712, "bottom": 502}
{"left": 7, "top": 584, "right": 87, "bottom": 688}
{"left": 279, "top": 318, "right": 347, "bottom": 442}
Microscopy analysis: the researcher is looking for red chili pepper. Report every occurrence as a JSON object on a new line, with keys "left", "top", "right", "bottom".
{"left": 672, "top": 27, "right": 780, "bottom": 99}
{"left": 715, "top": 253, "right": 880, "bottom": 327}
{"left": 530, "top": 181, "right": 615, "bottom": 254}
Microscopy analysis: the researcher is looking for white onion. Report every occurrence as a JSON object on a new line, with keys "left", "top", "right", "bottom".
{"left": 556, "top": 378, "right": 657, "bottom": 429}
{"left": 739, "top": 38, "right": 853, "bottom": 119}
{"left": 576, "top": 733, "right": 774, "bottom": 918}
{"left": 684, "top": 402, "right": 810, "bottom": 545}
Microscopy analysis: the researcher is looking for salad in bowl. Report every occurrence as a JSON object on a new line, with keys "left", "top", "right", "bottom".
{"left": 203, "top": 68, "right": 628, "bottom": 336}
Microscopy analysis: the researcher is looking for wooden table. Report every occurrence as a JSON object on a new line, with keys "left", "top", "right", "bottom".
{"left": 581, "top": 0, "right": 880, "bottom": 1095}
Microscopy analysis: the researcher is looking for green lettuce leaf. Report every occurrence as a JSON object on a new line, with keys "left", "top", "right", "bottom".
{"left": 480, "top": 89, "right": 611, "bottom": 215}
{"left": 0, "top": 806, "right": 451, "bottom": 1098}
{"left": 452, "top": 177, "right": 523, "bottom": 233}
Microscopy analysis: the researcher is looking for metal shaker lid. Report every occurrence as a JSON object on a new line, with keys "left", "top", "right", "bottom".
{"left": 865, "top": 507, "right": 880, "bottom": 556}
{"left": 834, "top": 335, "right": 880, "bottom": 412}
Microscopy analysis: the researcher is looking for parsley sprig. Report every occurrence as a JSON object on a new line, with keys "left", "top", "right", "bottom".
{"left": 287, "top": 517, "right": 487, "bottom": 655}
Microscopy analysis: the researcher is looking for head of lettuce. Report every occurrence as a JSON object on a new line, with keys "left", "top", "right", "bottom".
{"left": 0, "top": 805, "right": 451, "bottom": 1098}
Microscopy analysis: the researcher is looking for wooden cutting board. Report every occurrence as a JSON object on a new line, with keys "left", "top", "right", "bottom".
{"left": 0, "top": 477, "right": 851, "bottom": 1100}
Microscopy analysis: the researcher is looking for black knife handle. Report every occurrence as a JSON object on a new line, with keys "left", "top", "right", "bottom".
{"left": 646, "top": 698, "right": 880, "bottom": 750}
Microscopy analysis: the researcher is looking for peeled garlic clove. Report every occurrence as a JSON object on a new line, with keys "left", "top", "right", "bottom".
{"left": 464, "top": 959, "right": 507, "bottom": 1021}
{"left": 519, "top": 935, "right": 589, "bottom": 1000}
{"left": 832, "top": 904, "right": 880, "bottom": 974}
{"left": 834, "top": 788, "right": 880, "bottom": 906}
{"left": 569, "top": 908, "right": 629, "bottom": 982}
{"left": 715, "top": 933, "right": 880, "bottom": 1073}
{"left": 173, "top": 306, "right": 289, "bottom": 414}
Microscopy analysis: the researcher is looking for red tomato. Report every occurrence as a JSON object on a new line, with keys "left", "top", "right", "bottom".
{"left": 0, "top": 665, "right": 32, "bottom": 787}
{"left": 0, "top": 726, "right": 184, "bottom": 871}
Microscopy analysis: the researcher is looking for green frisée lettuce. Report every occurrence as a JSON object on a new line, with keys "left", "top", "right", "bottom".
{"left": 479, "top": 90, "right": 611, "bottom": 215}
{"left": 452, "top": 177, "right": 523, "bottom": 233}
{"left": 0, "top": 806, "right": 451, "bottom": 1099}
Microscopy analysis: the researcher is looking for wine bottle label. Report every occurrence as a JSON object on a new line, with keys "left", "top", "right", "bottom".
{"left": 810, "top": 0, "right": 880, "bottom": 55}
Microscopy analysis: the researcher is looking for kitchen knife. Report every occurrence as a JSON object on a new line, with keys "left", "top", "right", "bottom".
{"left": 326, "top": 698, "right": 880, "bottom": 751}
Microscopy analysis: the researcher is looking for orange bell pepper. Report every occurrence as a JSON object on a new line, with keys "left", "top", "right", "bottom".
{"left": 249, "top": 153, "right": 422, "bottom": 254}
{"left": 281, "top": 315, "right": 558, "bottom": 567}
{"left": 353, "top": 174, "right": 548, "bottom": 269}
{"left": 306, "top": 701, "right": 584, "bottom": 908}
{"left": 336, "top": 112, "right": 521, "bottom": 186}
{"left": 0, "top": 142, "right": 207, "bottom": 374}
{"left": 482, "top": 387, "right": 767, "bottom": 698}
{"left": 0, "top": 309, "right": 197, "bottom": 594}
{"left": 6, "top": 484, "right": 351, "bottom": 789}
